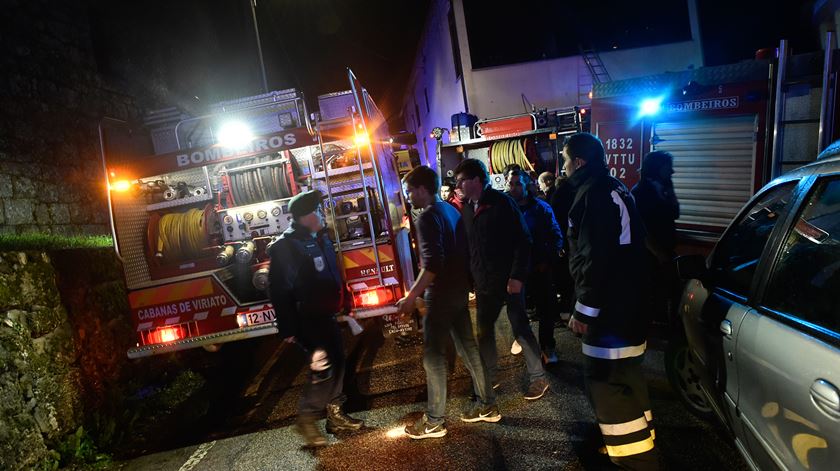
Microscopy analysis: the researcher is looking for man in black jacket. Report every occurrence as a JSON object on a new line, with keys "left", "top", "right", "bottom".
{"left": 454, "top": 158, "right": 549, "bottom": 400}
{"left": 550, "top": 175, "right": 576, "bottom": 316}
{"left": 563, "top": 134, "right": 657, "bottom": 469}
{"left": 632, "top": 151, "right": 680, "bottom": 325}
{"left": 397, "top": 166, "right": 499, "bottom": 439}
{"left": 267, "top": 190, "right": 363, "bottom": 447}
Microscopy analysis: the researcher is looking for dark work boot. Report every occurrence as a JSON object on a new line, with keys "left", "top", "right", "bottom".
{"left": 295, "top": 415, "right": 327, "bottom": 447}
{"left": 325, "top": 402, "right": 364, "bottom": 434}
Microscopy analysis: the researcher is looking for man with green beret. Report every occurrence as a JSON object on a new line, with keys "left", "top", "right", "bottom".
{"left": 267, "top": 190, "right": 363, "bottom": 447}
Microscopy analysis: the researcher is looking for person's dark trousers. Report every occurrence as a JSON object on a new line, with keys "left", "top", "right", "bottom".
{"left": 528, "top": 269, "right": 558, "bottom": 352}
{"left": 423, "top": 296, "right": 495, "bottom": 423}
{"left": 584, "top": 354, "right": 659, "bottom": 470}
{"left": 644, "top": 252, "right": 679, "bottom": 326}
{"left": 297, "top": 315, "right": 346, "bottom": 416}
{"left": 554, "top": 256, "right": 575, "bottom": 313}
{"left": 476, "top": 290, "right": 545, "bottom": 384}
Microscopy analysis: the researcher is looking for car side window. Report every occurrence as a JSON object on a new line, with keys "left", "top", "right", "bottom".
{"left": 710, "top": 182, "right": 797, "bottom": 297}
{"left": 763, "top": 177, "right": 840, "bottom": 333}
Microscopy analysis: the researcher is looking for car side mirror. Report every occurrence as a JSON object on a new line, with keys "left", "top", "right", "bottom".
{"left": 676, "top": 254, "right": 708, "bottom": 281}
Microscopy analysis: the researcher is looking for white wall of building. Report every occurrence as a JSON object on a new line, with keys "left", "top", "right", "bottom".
{"left": 402, "top": 0, "right": 469, "bottom": 169}
{"left": 467, "top": 40, "right": 703, "bottom": 119}
{"left": 403, "top": 0, "right": 704, "bottom": 165}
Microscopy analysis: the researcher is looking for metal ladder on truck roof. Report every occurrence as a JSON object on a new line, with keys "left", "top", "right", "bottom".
{"left": 770, "top": 33, "right": 836, "bottom": 179}
{"left": 579, "top": 47, "right": 611, "bottom": 105}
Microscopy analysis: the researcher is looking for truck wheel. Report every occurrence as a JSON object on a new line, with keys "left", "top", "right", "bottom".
{"left": 664, "top": 336, "right": 714, "bottom": 421}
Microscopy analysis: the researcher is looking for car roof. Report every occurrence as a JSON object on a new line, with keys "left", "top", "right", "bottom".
{"left": 757, "top": 141, "right": 840, "bottom": 189}
{"left": 810, "top": 140, "right": 840, "bottom": 175}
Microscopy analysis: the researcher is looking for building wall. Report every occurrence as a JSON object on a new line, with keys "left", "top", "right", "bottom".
{"left": 402, "top": 0, "right": 471, "bottom": 170}
{"left": 0, "top": 1, "right": 144, "bottom": 236}
{"left": 467, "top": 41, "right": 703, "bottom": 119}
{"left": 403, "top": 0, "right": 704, "bottom": 165}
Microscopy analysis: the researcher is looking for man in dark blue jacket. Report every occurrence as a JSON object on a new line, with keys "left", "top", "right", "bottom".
{"left": 506, "top": 169, "right": 564, "bottom": 363}
{"left": 454, "top": 158, "right": 549, "bottom": 401}
{"left": 268, "top": 190, "right": 363, "bottom": 447}
{"left": 564, "top": 134, "right": 657, "bottom": 470}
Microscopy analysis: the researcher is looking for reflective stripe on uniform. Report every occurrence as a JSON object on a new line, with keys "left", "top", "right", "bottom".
{"left": 610, "top": 190, "right": 632, "bottom": 245}
{"left": 605, "top": 436, "right": 655, "bottom": 457}
{"left": 582, "top": 342, "right": 647, "bottom": 360}
{"left": 575, "top": 300, "right": 600, "bottom": 318}
{"left": 599, "top": 416, "right": 648, "bottom": 436}
{"left": 644, "top": 409, "right": 653, "bottom": 421}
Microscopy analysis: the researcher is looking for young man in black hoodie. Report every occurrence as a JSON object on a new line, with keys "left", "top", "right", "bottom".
{"left": 397, "top": 166, "right": 499, "bottom": 439}
{"left": 563, "top": 134, "right": 657, "bottom": 470}
{"left": 454, "top": 158, "right": 549, "bottom": 400}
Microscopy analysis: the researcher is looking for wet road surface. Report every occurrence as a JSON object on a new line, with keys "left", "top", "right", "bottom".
{"left": 114, "top": 310, "right": 748, "bottom": 470}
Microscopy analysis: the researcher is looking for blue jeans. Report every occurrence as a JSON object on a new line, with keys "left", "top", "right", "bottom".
{"left": 423, "top": 296, "right": 495, "bottom": 423}
{"left": 476, "top": 290, "right": 546, "bottom": 384}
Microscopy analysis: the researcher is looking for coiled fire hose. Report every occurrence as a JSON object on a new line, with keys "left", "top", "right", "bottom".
{"left": 227, "top": 155, "right": 296, "bottom": 206}
{"left": 489, "top": 138, "right": 534, "bottom": 174}
{"left": 155, "top": 208, "right": 206, "bottom": 261}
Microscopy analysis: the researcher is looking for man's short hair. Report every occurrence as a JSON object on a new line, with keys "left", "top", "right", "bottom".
{"left": 453, "top": 158, "right": 489, "bottom": 185}
{"left": 564, "top": 133, "right": 606, "bottom": 168}
{"left": 640, "top": 150, "right": 674, "bottom": 179}
{"left": 502, "top": 163, "right": 522, "bottom": 177}
{"left": 507, "top": 168, "right": 531, "bottom": 185}
{"left": 538, "top": 172, "right": 555, "bottom": 187}
{"left": 402, "top": 165, "right": 440, "bottom": 195}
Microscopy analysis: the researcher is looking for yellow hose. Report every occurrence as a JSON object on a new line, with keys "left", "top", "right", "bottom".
{"left": 489, "top": 138, "right": 533, "bottom": 174}
{"left": 156, "top": 208, "right": 206, "bottom": 261}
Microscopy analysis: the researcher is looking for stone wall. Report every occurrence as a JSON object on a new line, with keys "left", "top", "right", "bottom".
{"left": 0, "top": 249, "right": 210, "bottom": 469}
{"left": 0, "top": 0, "right": 144, "bottom": 236}
{"left": 0, "top": 251, "right": 85, "bottom": 469}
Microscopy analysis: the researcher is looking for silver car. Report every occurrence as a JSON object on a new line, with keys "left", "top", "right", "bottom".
{"left": 671, "top": 147, "right": 840, "bottom": 470}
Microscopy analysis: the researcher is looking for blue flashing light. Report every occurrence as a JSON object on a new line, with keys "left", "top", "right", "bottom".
{"left": 639, "top": 97, "right": 664, "bottom": 117}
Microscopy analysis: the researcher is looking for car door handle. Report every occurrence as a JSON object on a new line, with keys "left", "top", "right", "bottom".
{"left": 719, "top": 320, "right": 732, "bottom": 336}
{"left": 810, "top": 379, "right": 840, "bottom": 416}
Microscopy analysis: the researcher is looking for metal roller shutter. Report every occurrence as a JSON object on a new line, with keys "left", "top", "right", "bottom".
{"left": 651, "top": 116, "right": 756, "bottom": 229}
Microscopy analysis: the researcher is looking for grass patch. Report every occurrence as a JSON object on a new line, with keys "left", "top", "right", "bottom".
{"left": 0, "top": 234, "right": 114, "bottom": 251}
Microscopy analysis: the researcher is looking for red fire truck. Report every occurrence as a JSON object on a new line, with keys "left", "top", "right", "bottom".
{"left": 591, "top": 37, "right": 839, "bottom": 246}
{"left": 100, "top": 70, "right": 415, "bottom": 358}
{"left": 434, "top": 108, "right": 588, "bottom": 188}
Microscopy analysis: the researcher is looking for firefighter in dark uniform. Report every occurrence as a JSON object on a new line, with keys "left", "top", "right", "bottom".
{"left": 267, "top": 190, "right": 363, "bottom": 447}
{"left": 562, "top": 133, "right": 658, "bottom": 470}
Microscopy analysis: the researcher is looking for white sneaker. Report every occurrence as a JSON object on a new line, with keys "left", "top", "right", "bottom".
{"left": 510, "top": 340, "right": 522, "bottom": 355}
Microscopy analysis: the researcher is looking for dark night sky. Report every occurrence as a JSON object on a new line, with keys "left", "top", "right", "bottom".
{"left": 88, "top": 0, "right": 429, "bottom": 129}
{"left": 698, "top": 0, "right": 819, "bottom": 65}
{"left": 87, "top": 0, "right": 820, "bottom": 131}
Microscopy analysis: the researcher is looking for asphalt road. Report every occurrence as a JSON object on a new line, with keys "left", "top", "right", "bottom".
{"left": 113, "top": 310, "right": 748, "bottom": 471}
